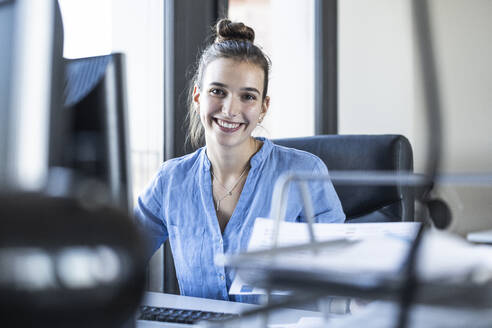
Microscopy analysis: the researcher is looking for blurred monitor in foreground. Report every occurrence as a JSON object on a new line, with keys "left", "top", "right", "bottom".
{"left": 0, "top": 1, "right": 145, "bottom": 327}
{"left": 0, "top": 0, "right": 64, "bottom": 192}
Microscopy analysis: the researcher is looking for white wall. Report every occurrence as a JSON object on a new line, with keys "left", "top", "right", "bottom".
{"left": 339, "top": 0, "right": 492, "bottom": 235}
{"left": 339, "top": 0, "right": 415, "bottom": 144}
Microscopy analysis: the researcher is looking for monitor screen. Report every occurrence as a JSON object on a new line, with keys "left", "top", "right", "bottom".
{"left": 63, "top": 53, "right": 132, "bottom": 211}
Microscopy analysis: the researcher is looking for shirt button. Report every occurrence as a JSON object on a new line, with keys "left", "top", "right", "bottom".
{"left": 220, "top": 274, "right": 225, "bottom": 280}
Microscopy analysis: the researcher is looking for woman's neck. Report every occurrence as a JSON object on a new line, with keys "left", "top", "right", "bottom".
{"left": 206, "top": 137, "right": 258, "bottom": 180}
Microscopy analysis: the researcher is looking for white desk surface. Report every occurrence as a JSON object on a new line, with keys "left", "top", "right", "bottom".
{"left": 136, "top": 292, "right": 321, "bottom": 328}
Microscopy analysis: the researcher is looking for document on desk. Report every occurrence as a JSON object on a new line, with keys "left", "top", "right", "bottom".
{"left": 229, "top": 218, "right": 421, "bottom": 295}
{"left": 228, "top": 218, "right": 492, "bottom": 297}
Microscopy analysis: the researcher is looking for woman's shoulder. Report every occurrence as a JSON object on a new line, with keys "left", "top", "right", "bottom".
{"left": 156, "top": 148, "right": 204, "bottom": 179}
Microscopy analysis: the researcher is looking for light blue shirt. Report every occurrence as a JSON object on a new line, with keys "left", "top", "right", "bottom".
{"left": 134, "top": 138, "right": 345, "bottom": 303}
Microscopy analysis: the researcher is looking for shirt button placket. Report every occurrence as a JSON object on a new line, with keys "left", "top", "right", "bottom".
{"left": 218, "top": 271, "right": 227, "bottom": 299}
{"left": 216, "top": 238, "right": 227, "bottom": 299}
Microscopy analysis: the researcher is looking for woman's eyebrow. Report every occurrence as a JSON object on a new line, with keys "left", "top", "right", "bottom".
{"left": 241, "top": 87, "right": 260, "bottom": 95}
{"left": 209, "top": 82, "right": 227, "bottom": 88}
{"left": 209, "top": 82, "right": 260, "bottom": 95}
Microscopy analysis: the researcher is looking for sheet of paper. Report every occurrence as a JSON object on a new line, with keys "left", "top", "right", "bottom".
{"left": 229, "top": 218, "right": 421, "bottom": 295}
{"left": 247, "top": 218, "right": 420, "bottom": 251}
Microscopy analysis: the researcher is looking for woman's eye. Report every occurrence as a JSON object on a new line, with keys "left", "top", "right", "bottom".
{"left": 210, "top": 88, "right": 225, "bottom": 96}
{"left": 242, "top": 94, "right": 256, "bottom": 101}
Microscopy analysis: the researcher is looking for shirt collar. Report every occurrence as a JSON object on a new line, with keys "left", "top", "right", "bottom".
{"left": 200, "top": 137, "right": 273, "bottom": 172}
{"left": 250, "top": 137, "right": 273, "bottom": 168}
{"left": 200, "top": 147, "right": 211, "bottom": 171}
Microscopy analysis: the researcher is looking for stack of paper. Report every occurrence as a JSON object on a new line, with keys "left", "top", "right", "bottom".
{"left": 225, "top": 218, "right": 492, "bottom": 296}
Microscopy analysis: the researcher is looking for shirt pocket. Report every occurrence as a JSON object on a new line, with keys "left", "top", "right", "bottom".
{"left": 168, "top": 223, "right": 205, "bottom": 295}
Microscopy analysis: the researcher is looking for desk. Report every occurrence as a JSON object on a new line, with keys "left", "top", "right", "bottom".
{"left": 136, "top": 292, "right": 322, "bottom": 327}
{"left": 329, "top": 301, "right": 492, "bottom": 328}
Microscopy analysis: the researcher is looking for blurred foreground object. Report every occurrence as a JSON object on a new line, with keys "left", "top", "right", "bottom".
{"left": 0, "top": 0, "right": 64, "bottom": 191}
{"left": 0, "top": 193, "right": 146, "bottom": 328}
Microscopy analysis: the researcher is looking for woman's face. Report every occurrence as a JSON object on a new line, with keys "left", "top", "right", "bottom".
{"left": 193, "top": 58, "right": 269, "bottom": 150}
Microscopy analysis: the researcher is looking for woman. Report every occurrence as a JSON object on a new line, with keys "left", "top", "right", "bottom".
{"left": 134, "top": 19, "right": 345, "bottom": 303}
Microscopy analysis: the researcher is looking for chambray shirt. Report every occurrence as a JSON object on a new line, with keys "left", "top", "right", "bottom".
{"left": 134, "top": 138, "right": 345, "bottom": 303}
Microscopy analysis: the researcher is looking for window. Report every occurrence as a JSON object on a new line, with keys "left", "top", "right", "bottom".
{"left": 59, "top": 0, "right": 164, "bottom": 204}
{"left": 59, "top": 0, "right": 112, "bottom": 59}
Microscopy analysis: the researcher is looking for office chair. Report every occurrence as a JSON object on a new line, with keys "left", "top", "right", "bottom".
{"left": 273, "top": 135, "right": 414, "bottom": 223}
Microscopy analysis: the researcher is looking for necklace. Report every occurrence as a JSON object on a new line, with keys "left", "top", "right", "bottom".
{"left": 211, "top": 164, "right": 249, "bottom": 213}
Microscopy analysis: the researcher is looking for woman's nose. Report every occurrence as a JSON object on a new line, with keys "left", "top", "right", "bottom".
{"left": 221, "top": 97, "right": 240, "bottom": 117}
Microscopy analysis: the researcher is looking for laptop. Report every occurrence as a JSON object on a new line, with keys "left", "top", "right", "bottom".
{"left": 135, "top": 292, "right": 322, "bottom": 327}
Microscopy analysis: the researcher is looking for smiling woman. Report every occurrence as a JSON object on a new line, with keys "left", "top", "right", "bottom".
{"left": 187, "top": 19, "right": 271, "bottom": 150}
{"left": 133, "top": 19, "right": 345, "bottom": 304}
{"left": 194, "top": 59, "right": 267, "bottom": 149}
{"left": 194, "top": 58, "right": 268, "bottom": 231}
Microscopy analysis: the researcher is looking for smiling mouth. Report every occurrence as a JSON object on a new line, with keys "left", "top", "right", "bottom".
{"left": 214, "top": 118, "right": 244, "bottom": 132}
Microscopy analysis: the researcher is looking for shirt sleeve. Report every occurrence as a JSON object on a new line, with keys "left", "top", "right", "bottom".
{"left": 303, "top": 156, "right": 346, "bottom": 223}
{"left": 133, "top": 166, "right": 169, "bottom": 260}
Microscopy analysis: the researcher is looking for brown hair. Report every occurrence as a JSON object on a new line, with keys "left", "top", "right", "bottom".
{"left": 186, "top": 19, "right": 271, "bottom": 149}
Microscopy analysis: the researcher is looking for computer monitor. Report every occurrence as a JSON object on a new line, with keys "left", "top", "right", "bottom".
{"left": 62, "top": 53, "right": 133, "bottom": 212}
{"left": 0, "top": 0, "right": 64, "bottom": 191}
{"left": 0, "top": 2, "right": 15, "bottom": 151}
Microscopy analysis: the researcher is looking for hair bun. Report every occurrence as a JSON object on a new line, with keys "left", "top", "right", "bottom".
{"left": 215, "top": 19, "right": 255, "bottom": 43}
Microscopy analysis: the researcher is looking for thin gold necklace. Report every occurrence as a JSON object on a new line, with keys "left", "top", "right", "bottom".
{"left": 211, "top": 164, "right": 249, "bottom": 213}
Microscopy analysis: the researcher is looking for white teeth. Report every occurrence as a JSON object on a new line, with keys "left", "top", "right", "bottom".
{"left": 217, "top": 119, "right": 240, "bottom": 129}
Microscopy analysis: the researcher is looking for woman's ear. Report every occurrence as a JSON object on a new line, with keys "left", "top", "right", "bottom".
{"left": 261, "top": 96, "right": 270, "bottom": 118}
{"left": 192, "top": 85, "right": 201, "bottom": 112}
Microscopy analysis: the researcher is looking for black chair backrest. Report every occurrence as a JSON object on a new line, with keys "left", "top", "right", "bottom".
{"left": 273, "top": 135, "right": 414, "bottom": 223}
